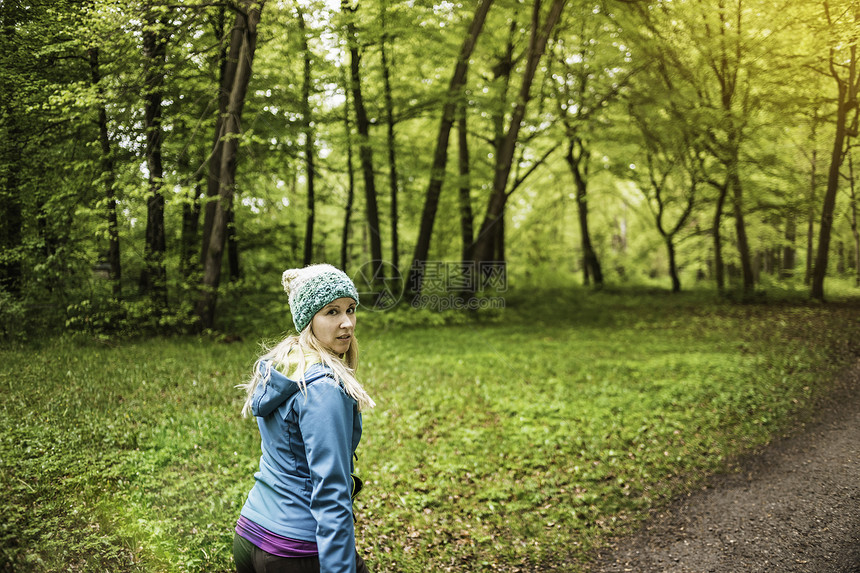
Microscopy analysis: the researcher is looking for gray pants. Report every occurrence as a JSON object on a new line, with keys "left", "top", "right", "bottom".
{"left": 233, "top": 532, "right": 371, "bottom": 573}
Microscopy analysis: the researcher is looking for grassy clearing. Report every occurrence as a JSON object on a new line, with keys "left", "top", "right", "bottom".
{"left": 1, "top": 288, "right": 859, "bottom": 572}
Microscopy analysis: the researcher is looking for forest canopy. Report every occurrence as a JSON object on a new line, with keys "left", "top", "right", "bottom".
{"left": 1, "top": 0, "right": 858, "bottom": 336}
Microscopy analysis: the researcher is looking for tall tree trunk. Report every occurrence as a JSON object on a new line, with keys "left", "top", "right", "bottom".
{"left": 472, "top": 0, "right": 567, "bottom": 265}
{"left": 88, "top": 46, "right": 121, "bottom": 299}
{"left": 836, "top": 240, "right": 846, "bottom": 274}
{"left": 0, "top": 115, "right": 23, "bottom": 296}
{"left": 644, "top": 159, "right": 696, "bottom": 294}
{"left": 712, "top": 182, "right": 727, "bottom": 293}
{"left": 729, "top": 165, "right": 754, "bottom": 296}
{"left": 180, "top": 189, "right": 200, "bottom": 282}
{"left": 565, "top": 138, "right": 603, "bottom": 287}
{"left": 805, "top": 146, "right": 817, "bottom": 285}
{"left": 227, "top": 208, "right": 240, "bottom": 281}
{"left": 457, "top": 104, "right": 474, "bottom": 263}
{"left": 341, "top": 0, "right": 382, "bottom": 278}
{"left": 478, "top": 18, "right": 516, "bottom": 272}
{"left": 704, "top": 2, "right": 753, "bottom": 296}
{"left": 494, "top": 213, "right": 506, "bottom": 261}
{"left": 848, "top": 152, "right": 860, "bottom": 287}
{"left": 406, "top": 0, "right": 494, "bottom": 295}
{"left": 201, "top": 5, "right": 234, "bottom": 267}
{"left": 484, "top": 22, "right": 516, "bottom": 270}
{"left": 298, "top": 6, "right": 315, "bottom": 266}
{"left": 812, "top": 41, "right": 858, "bottom": 300}
{"left": 197, "top": 0, "right": 265, "bottom": 329}
{"left": 340, "top": 65, "right": 356, "bottom": 273}
{"left": 178, "top": 150, "right": 201, "bottom": 283}
{"left": 666, "top": 237, "right": 680, "bottom": 293}
{"left": 380, "top": 0, "right": 400, "bottom": 270}
{"left": 140, "top": 9, "right": 168, "bottom": 310}
{"left": 0, "top": 0, "right": 22, "bottom": 296}
{"left": 782, "top": 211, "right": 796, "bottom": 279}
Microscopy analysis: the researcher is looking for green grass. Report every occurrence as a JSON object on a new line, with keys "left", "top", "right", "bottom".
{"left": 2, "top": 288, "right": 859, "bottom": 572}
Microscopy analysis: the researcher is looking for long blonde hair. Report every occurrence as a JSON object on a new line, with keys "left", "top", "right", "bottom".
{"left": 239, "top": 325, "right": 375, "bottom": 417}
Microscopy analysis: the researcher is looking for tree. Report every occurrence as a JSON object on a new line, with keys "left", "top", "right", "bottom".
{"left": 380, "top": 0, "right": 401, "bottom": 270}
{"left": 406, "top": 0, "right": 494, "bottom": 295}
{"left": 297, "top": 3, "right": 317, "bottom": 266}
{"left": 139, "top": 3, "right": 170, "bottom": 310}
{"left": 626, "top": 0, "right": 775, "bottom": 296}
{"left": 88, "top": 46, "right": 122, "bottom": 299}
{"left": 847, "top": 149, "right": 860, "bottom": 286}
{"left": 801, "top": 115, "right": 825, "bottom": 285}
{"left": 811, "top": 0, "right": 859, "bottom": 300}
{"left": 457, "top": 101, "right": 475, "bottom": 264}
{"left": 197, "top": 0, "right": 266, "bottom": 329}
{"left": 471, "top": 0, "right": 567, "bottom": 265}
{"left": 551, "top": 4, "right": 633, "bottom": 287}
{"left": 201, "top": 3, "right": 235, "bottom": 269}
{"left": 0, "top": 0, "right": 98, "bottom": 306}
{"left": 340, "top": 61, "right": 357, "bottom": 272}
{"left": 0, "top": 0, "right": 26, "bottom": 297}
{"left": 629, "top": 106, "right": 699, "bottom": 292}
{"left": 341, "top": 0, "right": 383, "bottom": 278}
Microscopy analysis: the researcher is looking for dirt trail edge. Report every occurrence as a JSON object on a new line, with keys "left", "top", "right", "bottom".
{"left": 586, "top": 360, "right": 860, "bottom": 573}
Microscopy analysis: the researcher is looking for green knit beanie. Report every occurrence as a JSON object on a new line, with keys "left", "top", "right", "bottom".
{"left": 282, "top": 264, "right": 359, "bottom": 332}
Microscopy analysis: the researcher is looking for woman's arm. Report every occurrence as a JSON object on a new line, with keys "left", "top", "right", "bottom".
{"left": 299, "top": 380, "right": 357, "bottom": 573}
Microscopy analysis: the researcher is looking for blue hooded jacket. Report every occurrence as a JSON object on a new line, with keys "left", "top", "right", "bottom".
{"left": 240, "top": 360, "right": 362, "bottom": 573}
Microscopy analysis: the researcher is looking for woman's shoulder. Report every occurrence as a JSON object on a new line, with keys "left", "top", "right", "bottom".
{"left": 304, "top": 366, "right": 356, "bottom": 403}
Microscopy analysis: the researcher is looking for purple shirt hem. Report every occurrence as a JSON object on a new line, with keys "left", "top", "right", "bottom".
{"left": 235, "top": 516, "right": 319, "bottom": 558}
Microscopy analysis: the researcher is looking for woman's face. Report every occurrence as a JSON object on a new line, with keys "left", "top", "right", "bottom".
{"left": 311, "top": 297, "right": 357, "bottom": 355}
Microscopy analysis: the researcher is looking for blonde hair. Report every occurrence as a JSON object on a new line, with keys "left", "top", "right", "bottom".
{"left": 239, "top": 325, "right": 375, "bottom": 417}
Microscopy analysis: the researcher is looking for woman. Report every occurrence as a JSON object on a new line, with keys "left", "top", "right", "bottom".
{"left": 234, "top": 264, "right": 374, "bottom": 573}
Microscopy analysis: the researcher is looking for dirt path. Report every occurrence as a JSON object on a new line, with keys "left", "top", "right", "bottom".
{"left": 586, "top": 361, "right": 860, "bottom": 573}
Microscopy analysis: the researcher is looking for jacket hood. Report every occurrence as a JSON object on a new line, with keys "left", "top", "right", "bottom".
{"left": 251, "top": 359, "right": 331, "bottom": 417}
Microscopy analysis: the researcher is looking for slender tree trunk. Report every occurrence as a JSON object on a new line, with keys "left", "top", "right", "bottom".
{"left": 782, "top": 212, "right": 796, "bottom": 279}
{"left": 652, "top": 180, "right": 695, "bottom": 294}
{"left": 197, "top": 1, "right": 265, "bottom": 329}
{"left": 88, "top": 46, "right": 121, "bottom": 299}
{"left": 181, "top": 190, "right": 200, "bottom": 282}
{"left": 406, "top": 0, "right": 494, "bottom": 295}
{"left": 0, "top": 115, "right": 23, "bottom": 296}
{"left": 0, "top": 0, "right": 22, "bottom": 296}
{"left": 711, "top": 182, "right": 729, "bottom": 294}
{"left": 483, "top": 23, "right": 515, "bottom": 271}
{"left": 495, "top": 214, "right": 506, "bottom": 261}
{"left": 201, "top": 5, "right": 234, "bottom": 267}
{"left": 565, "top": 139, "right": 603, "bottom": 287}
{"left": 836, "top": 240, "right": 847, "bottom": 274}
{"left": 297, "top": 7, "right": 315, "bottom": 266}
{"left": 812, "top": 43, "right": 857, "bottom": 300}
{"left": 178, "top": 149, "right": 202, "bottom": 283}
{"left": 341, "top": 0, "right": 382, "bottom": 277}
{"left": 140, "top": 9, "right": 168, "bottom": 310}
{"left": 666, "top": 237, "right": 680, "bottom": 293}
{"left": 848, "top": 152, "right": 860, "bottom": 287}
{"left": 472, "top": 0, "right": 567, "bottom": 265}
{"left": 805, "top": 146, "right": 817, "bottom": 285}
{"left": 227, "top": 208, "right": 240, "bottom": 281}
{"left": 340, "top": 65, "right": 356, "bottom": 273}
{"left": 705, "top": 2, "right": 752, "bottom": 296}
{"left": 457, "top": 104, "right": 474, "bottom": 263}
{"left": 380, "top": 0, "right": 400, "bottom": 270}
{"left": 729, "top": 166, "right": 754, "bottom": 296}
{"left": 224, "top": 5, "right": 241, "bottom": 282}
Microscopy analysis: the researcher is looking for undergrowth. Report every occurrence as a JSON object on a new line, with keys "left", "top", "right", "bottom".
{"left": 1, "top": 288, "right": 858, "bottom": 572}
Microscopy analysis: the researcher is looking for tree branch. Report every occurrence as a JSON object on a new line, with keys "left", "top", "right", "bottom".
{"left": 507, "top": 146, "right": 555, "bottom": 197}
